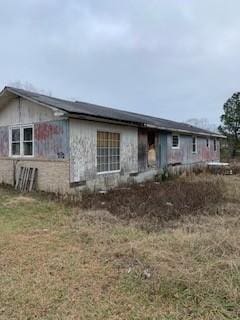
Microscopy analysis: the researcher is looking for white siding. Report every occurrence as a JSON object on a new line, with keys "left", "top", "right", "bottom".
{"left": 69, "top": 119, "right": 138, "bottom": 185}
{"left": 0, "top": 97, "right": 55, "bottom": 126}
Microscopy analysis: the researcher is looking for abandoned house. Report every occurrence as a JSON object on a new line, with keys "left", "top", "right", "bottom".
{"left": 0, "top": 86, "right": 223, "bottom": 193}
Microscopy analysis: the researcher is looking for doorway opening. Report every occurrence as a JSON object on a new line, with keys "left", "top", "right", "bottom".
{"left": 147, "top": 131, "right": 156, "bottom": 168}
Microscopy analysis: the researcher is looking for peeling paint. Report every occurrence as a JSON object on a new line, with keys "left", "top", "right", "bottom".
{"left": 34, "top": 120, "right": 69, "bottom": 160}
{"left": 35, "top": 122, "right": 64, "bottom": 141}
{"left": 69, "top": 119, "right": 138, "bottom": 184}
{"left": 167, "top": 134, "right": 220, "bottom": 165}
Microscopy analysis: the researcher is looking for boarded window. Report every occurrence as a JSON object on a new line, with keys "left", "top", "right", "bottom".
{"left": 172, "top": 135, "right": 180, "bottom": 148}
{"left": 192, "top": 136, "right": 197, "bottom": 153}
{"left": 97, "top": 131, "right": 120, "bottom": 173}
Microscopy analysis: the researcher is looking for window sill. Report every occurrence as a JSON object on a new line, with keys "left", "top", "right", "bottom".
{"left": 97, "top": 170, "right": 121, "bottom": 175}
{"left": 9, "top": 155, "right": 34, "bottom": 159}
{"left": 172, "top": 147, "right": 180, "bottom": 150}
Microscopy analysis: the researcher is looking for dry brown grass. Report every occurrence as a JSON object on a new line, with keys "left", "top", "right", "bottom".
{"left": 0, "top": 175, "right": 240, "bottom": 319}
{"left": 82, "top": 175, "right": 224, "bottom": 231}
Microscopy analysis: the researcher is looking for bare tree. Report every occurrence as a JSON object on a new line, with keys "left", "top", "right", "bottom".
{"left": 186, "top": 118, "right": 218, "bottom": 133}
{"left": 7, "top": 81, "right": 52, "bottom": 96}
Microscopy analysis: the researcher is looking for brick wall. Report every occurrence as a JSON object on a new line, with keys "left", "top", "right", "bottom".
{"left": 0, "top": 159, "right": 14, "bottom": 185}
{"left": 0, "top": 158, "right": 71, "bottom": 194}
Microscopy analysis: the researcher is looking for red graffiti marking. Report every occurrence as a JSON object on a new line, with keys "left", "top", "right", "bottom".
{"left": 35, "top": 123, "right": 63, "bottom": 141}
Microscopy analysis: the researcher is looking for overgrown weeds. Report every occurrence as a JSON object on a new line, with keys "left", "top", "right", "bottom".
{"left": 82, "top": 175, "right": 225, "bottom": 229}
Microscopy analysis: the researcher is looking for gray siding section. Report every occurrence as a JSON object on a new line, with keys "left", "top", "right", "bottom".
{"left": 0, "top": 96, "right": 69, "bottom": 161}
{"left": 0, "top": 97, "right": 56, "bottom": 126}
{"left": 167, "top": 134, "right": 220, "bottom": 165}
{"left": 34, "top": 120, "right": 69, "bottom": 160}
{"left": 0, "top": 126, "right": 9, "bottom": 157}
{"left": 69, "top": 119, "right": 138, "bottom": 183}
{"left": 0, "top": 120, "right": 69, "bottom": 160}
{"left": 159, "top": 132, "right": 168, "bottom": 168}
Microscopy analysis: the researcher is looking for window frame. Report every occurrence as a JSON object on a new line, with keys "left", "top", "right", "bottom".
{"left": 9, "top": 124, "right": 34, "bottom": 158}
{"left": 192, "top": 136, "right": 197, "bottom": 154}
{"left": 96, "top": 131, "right": 121, "bottom": 174}
{"left": 10, "top": 127, "right": 21, "bottom": 157}
{"left": 172, "top": 134, "right": 180, "bottom": 149}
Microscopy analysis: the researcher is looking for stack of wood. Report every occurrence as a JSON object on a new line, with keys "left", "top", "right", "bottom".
{"left": 15, "top": 167, "right": 38, "bottom": 192}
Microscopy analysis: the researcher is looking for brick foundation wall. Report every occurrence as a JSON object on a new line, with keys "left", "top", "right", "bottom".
{"left": 0, "top": 159, "right": 14, "bottom": 185}
{"left": 0, "top": 158, "right": 71, "bottom": 194}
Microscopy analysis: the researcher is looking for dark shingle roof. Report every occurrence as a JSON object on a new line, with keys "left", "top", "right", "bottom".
{"left": 3, "top": 86, "right": 222, "bottom": 137}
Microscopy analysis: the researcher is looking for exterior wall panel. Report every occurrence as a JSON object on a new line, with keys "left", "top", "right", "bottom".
{"left": 0, "top": 126, "right": 9, "bottom": 157}
{"left": 138, "top": 128, "right": 148, "bottom": 171}
{"left": 69, "top": 119, "right": 138, "bottom": 187}
{"left": 0, "top": 97, "right": 56, "bottom": 126}
{"left": 34, "top": 120, "right": 69, "bottom": 160}
{"left": 0, "top": 158, "right": 70, "bottom": 193}
{"left": 167, "top": 134, "right": 220, "bottom": 165}
{"left": 159, "top": 132, "right": 168, "bottom": 168}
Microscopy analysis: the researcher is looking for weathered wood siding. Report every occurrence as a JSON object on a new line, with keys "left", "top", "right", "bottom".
{"left": 69, "top": 119, "right": 138, "bottom": 183}
{"left": 0, "top": 126, "right": 9, "bottom": 157}
{"left": 0, "top": 97, "right": 56, "bottom": 126}
{"left": 0, "top": 98, "right": 69, "bottom": 160}
{"left": 138, "top": 128, "right": 148, "bottom": 171}
{"left": 34, "top": 120, "right": 69, "bottom": 160}
{"left": 159, "top": 132, "right": 168, "bottom": 168}
{"left": 167, "top": 134, "right": 220, "bottom": 165}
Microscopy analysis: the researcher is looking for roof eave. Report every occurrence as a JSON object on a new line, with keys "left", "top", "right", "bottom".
{"left": 69, "top": 113, "right": 225, "bottom": 138}
{"left": 2, "top": 86, "right": 226, "bottom": 138}
{"left": 145, "top": 124, "right": 225, "bottom": 138}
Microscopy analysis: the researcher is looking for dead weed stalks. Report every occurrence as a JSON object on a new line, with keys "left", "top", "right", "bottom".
{"left": 82, "top": 176, "right": 224, "bottom": 228}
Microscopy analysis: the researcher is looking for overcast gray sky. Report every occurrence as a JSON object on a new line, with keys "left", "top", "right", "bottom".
{"left": 0, "top": 0, "right": 240, "bottom": 124}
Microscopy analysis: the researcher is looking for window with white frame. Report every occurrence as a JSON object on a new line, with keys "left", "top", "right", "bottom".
{"left": 192, "top": 136, "right": 197, "bottom": 153}
{"left": 97, "top": 131, "right": 120, "bottom": 173}
{"left": 214, "top": 138, "right": 217, "bottom": 152}
{"left": 10, "top": 125, "right": 34, "bottom": 157}
{"left": 172, "top": 134, "right": 180, "bottom": 148}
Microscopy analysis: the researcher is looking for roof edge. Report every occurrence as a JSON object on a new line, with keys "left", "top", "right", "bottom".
{"left": 1, "top": 86, "right": 225, "bottom": 138}
{"left": 2, "top": 86, "right": 69, "bottom": 115}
